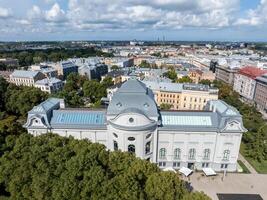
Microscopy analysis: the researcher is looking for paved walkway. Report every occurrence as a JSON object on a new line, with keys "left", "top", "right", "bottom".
{"left": 187, "top": 172, "right": 267, "bottom": 200}
{"left": 238, "top": 153, "right": 258, "bottom": 174}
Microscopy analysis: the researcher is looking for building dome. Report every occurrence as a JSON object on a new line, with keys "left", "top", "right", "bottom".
{"left": 107, "top": 79, "right": 159, "bottom": 118}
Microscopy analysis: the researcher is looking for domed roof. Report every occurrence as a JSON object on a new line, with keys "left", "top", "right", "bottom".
{"left": 107, "top": 79, "right": 159, "bottom": 118}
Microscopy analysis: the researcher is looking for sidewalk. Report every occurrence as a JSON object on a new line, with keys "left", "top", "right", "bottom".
{"left": 238, "top": 153, "right": 258, "bottom": 174}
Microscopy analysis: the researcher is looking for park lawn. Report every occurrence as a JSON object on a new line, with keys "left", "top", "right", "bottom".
{"left": 240, "top": 143, "right": 267, "bottom": 174}
{"left": 246, "top": 158, "right": 267, "bottom": 174}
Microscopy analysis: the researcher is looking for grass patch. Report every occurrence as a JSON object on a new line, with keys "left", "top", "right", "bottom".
{"left": 240, "top": 143, "right": 267, "bottom": 174}
{"left": 245, "top": 158, "right": 267, "bottom": 174}
{"left": 237, "top": 160, "right": 250, "bottom": 173}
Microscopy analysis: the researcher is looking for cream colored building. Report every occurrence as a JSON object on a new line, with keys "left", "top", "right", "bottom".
{"left": 9, "top": 70, "right": 45, "bottom": 87}
{"left": 143, "top": 81, "right": 218, "bottom": 110}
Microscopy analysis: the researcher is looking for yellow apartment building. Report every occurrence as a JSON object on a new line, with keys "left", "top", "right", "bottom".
{"left": 144, "top": 81, "right": 218, "bottom": 110}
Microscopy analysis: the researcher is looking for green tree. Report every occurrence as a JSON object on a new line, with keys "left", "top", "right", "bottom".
{"left": 160, "top": 103, "right": 172, "bottom": 110}
{"left": 199, "top": 79, "right": 211, "bottom": 85}
{"left": 145, "top": 172, "right": 186, "bottom": 200}
{"left": 83, "top": 80, "right": 104, "bottom": 103}
{"left": 0, "top": 133, "right": 211, "bottom": 200}
{"left": 0, "top": 77, "right": 8, "bottom": 111}
{"left": 177, "top": 76, "right": 193, "bottom": 83}
{"left": 163, "top": 69, "right": 177, "bottom": 82}
{"left": 111, "top": 65, "right": 119, "bottom": 71}
{"left": 5, "top": 85, "right": 48, "bottom": 116}
{"left": 139, "top": 60, "right": 151, "bottom": 68}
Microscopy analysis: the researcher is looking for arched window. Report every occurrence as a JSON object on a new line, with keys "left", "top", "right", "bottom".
{"left": 188, "top": 148, "right": 196, "bottom": 160}
{"left": 203, "top": 149, "right": 210, "bottom": 160}
{"left": 174, "top": 148, "right": 181, "bottom": 160}
{"left": 128, "top": 144, "right": 135, "bottom": 153}
{"left": 113, "top": 141, "right": 118, "bottom": 151}
{"left": 146, "top": 133, "right": 152, "bottom": 139}
{"left": 223, "top": 150, "right": 230, "bottom": 161}
{"left": 145, "top": 141, "right": 151, "bottom": 154}
{"left": 113, "top": 133, "right": 118, "bottom": 138}
{"left": 159, "top": 148, "right": 166, "bottom": 159}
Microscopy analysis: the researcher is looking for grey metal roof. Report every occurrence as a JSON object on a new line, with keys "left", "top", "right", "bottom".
{"left": 107, "top": 79, "right": 159, "bottom": 117}
{"left": 205, "top": 100, "right": 240, "bottom": 116}
{"left": 160, "top": 111, "right": 219, "bottom": 132}
{"left": 50, "top": 110, "right": 107, "bottom": 129}
{"left": 10, "top": 70, "right": 39, "bottom": 78}
{"left": 29, "top": 98, "right": 61, "bottom": 114}
{"left": 35, "top": 78, "right": 62, "bottom": 86}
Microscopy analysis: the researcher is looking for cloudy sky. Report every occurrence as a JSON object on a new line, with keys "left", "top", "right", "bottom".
{"left": 0, "top": 0, "right": 266, "bottom": 41}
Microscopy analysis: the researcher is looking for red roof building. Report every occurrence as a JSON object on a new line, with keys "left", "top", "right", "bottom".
{"left": 238, "top": 66, "right": 267, "bottom": 79}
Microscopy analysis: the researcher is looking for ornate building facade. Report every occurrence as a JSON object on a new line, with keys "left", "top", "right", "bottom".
{"left": 24, "top": 79, "right": 246, "bottom": 172}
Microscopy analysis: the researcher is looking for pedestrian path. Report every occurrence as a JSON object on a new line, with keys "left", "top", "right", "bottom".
{"left": 238, "top": 153, "right": 258, "bottom": 174}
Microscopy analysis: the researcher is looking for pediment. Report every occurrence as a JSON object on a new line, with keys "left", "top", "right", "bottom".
{"left": 221, "top": 120, "right": 245, "bottom": 132}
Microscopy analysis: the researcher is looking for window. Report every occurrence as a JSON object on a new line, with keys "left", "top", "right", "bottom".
{"left": 113, "top": 133, "right": 118, "bottom": 138}
{"left": 113, "top": 141, "right": 118, "bottom": 151}
{"left": 129, "top": 117, "right": 134, "bottom": 123}
{"left": 159, "top": 162, "right": 166, "bottom": 167}
{"left": 222, "top": 150, "right": 230, "bottom": 161}
{"left": 221, "top": 164, "right": 228, "bottom": 169}
{"left": 145, "top": 141, "right": 151, "bottom": 154}
{"left": 128, "top": 144, "right": 135, "bottom": 153}
{"left": 159, "top": 148, "right": 166, "bottom": 159}
{"left": 128, "top": 137, "right": 135, "bottom": 141}
{"left": 188, "top": 148, "right": 196, "bottom": 160}
{"left": 174, "top": 148, "right": 181, "bottom": 160}
{"left": 203, "top": 149, "right": 210, "bottom": 160}
{"left": 173, "top": 162, "right": 180, "bottom": 168}
{"left": 146, "top": 133, "right": 152, "bottom": 139}
{"left": 202, "top": 163, "right": 209, "bottom": 168}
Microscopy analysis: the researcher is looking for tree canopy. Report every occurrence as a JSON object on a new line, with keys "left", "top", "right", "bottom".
{"left": 163, "top": 69, "right": 177, "bottom": 82}
{"left": 177, "top": 76, "right": 193, "bottom": 83}
{"left": 4, "top": 85, "right": 48, "bottom": 117}
{"left": 0, "top": 48, "right": 113, "bottom": 67}
{"left": 0, "top": 133, "right": 211, "bottom": 200}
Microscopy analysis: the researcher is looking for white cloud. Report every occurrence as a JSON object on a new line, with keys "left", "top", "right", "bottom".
{"left": 16, "top": 19, "right": 31, "bottom": 25}
{"left": 234, "top": 0, "right": 267, "bottom": 26}
{"left": 66, "top": 0, "right": 239, "bottom": 31}
{"left": 27, "top": 3, "right": 66, "bottom": 23}
{"left": 45, "top": 3, "right": 66, "bottom": 22}
{"left": 28, "top": 5, "right": 42, "bottom": 20}
{"left": 0, "top": 7, "right": 12, "bottom": 18}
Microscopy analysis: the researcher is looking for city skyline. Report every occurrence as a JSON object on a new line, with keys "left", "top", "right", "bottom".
{"left": 0, "top": 0, "right": 267, "bottom": 42}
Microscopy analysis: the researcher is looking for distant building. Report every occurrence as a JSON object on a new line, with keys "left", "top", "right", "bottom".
{"left": 254, "top": 74, "right": 267, "bottom": 113}
{"left": 143, "top": 81, "right": 219, "bottom": 110}
{"left": 104, "top": 57, "right": 134, "bottom": 68}
{"left": 215, "top": 65, "right": 239, "bottom": 85}
{"left": 34, "top": 78, "right": 64, "bottom": 94}
{"left": 0, "top": 71, "right": 12, "bottom": 81}
{"left": 233, "top": 67, "right": 267, "bottom": 102}
{"left": 0, "top": 58, "right": 19, "bottom": 67}
{"left": 79, "top": 63, "right": 108, "bottom": 80}
{"left": 24, "top": 80, "right": 247, "bottom": 172}
{"left": 31, "top": 64, "right": 58, "bottom": 78}
{"left": 54, "top": 61, "right": 78, "bottom": 80}
{"left": 108, "top": 80, "right": 219, "bottom": 110}
{"left": 101, "top": 70, "right": 126, "bottom": 84}
{"left": 10, "top": 70, "right": 45, "bottom": 87}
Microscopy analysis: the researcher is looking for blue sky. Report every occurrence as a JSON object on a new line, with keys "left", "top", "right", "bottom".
{"left": 0, "top": 0, "right": 266, "bottom": 41}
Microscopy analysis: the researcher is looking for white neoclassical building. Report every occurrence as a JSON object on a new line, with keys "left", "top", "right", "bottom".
{"left": 24, "top": 79, "right": 247, "bottom": 172}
